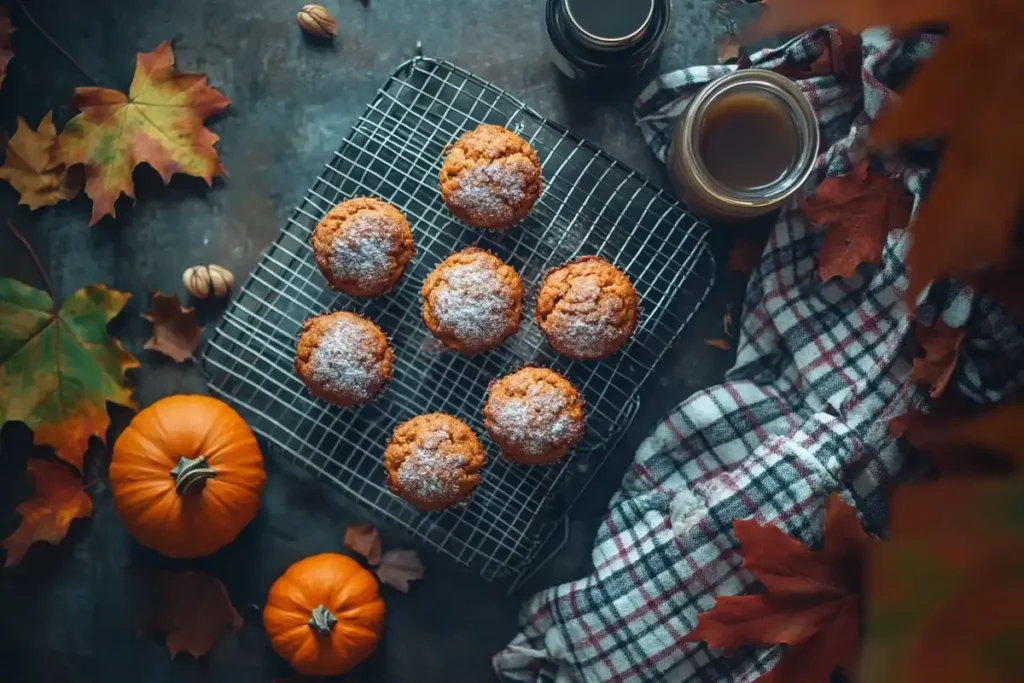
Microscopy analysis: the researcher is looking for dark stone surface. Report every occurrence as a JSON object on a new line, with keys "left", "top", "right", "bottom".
{"left": 0, "top": 1, "right": 762, "bottom": 681}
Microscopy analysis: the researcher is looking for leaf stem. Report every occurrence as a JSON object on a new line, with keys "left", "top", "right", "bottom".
{"left": 8, "top": 220, "right": 55, "bottom": 299}
{"left": 15, "top": 0, "right": 97, "bottom": 86}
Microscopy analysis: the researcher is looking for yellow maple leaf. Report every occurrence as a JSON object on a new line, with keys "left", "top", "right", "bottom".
{"left": 58, "top": 41, "right": 230, "bottom": 225}
{"left": 0, "top": 113, "right": 82, "bottom": 210}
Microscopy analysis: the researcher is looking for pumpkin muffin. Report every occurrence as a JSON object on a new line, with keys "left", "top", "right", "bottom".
{"left": 535, "top": 256, "right": 639, "bottom": 360}
{"left": 484, "top": 367, "right": 585, "bottom": 465}
{"left": 295, "top": 311, "right": 393, "bottom": 407}
{"left": 384, "top": 413, "right": 485, "bottom": 511}
{"left": 439, "top": 124, "right": 543, "bottom": 229}
{"left": 311, "top": 197, "right": 414, "bottom": 297}
{"left": 421, "top": 247, "right": 523, "bottom": 355}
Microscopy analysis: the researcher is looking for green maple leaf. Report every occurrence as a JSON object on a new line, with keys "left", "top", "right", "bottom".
{"left": 0, "top": 279, "right": 138, "bottom": 471}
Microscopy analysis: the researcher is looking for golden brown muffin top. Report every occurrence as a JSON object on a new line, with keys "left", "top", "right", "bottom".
{"left": 421, "top": 247, "right": 523, "bottom": 354}
{"left": 311, "top": 197, "right": 414, "bottom": 297}
{"left": 294, "top": 311, "right": 393, "bottom": 406}
{"left": 384, "top": 413, "right": 485, "bottom": 510}
{"left": 534, "top": 256, "right": 639, "bottom": 360}
{"left": 439, "top": 125, "right": 542, "bottom": 229}
{"left": 484, "top": 367, "right": 584, "bottom": 462}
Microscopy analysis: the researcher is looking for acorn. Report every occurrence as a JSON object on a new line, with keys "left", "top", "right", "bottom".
{"left": 182, "top": 265, "right": 234, "bottom": 299}
{"left": 296, "top": 4, "right": 337, "bottom": 38}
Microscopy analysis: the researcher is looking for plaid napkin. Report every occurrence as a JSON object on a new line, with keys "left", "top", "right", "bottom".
{"left": 493, "top": 28, "right": 1023, "bottom": 683}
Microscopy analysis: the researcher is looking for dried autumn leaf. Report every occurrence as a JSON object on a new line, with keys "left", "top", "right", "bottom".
{"left": 717, "top": 34, "right": 742, "bottom": 64}
{"left": 745, "top": 0, "right": 958, "bottom": 40}
{"left": 748, "top": 1, "right": 1024, "bottom": 304}
{"left": 375, "top": 549, "right": 425, "bottom": 592}
{"left": 344, "top": 523, "right": 382, "bottom": 566}
{"left": 909, "top": 321, "right": 964, "bottom": 399}
{"left": 684, "top": 493, "right": 873, "bottom": 683}
{"left": 893, "top": 402, "right": 1024, "bottom": 475}
{"left": 143, "top": 291, "right": 202, "bottom": 363}
{"left": 58, "top": 41, "right": 230, "bottom": 225}
{"left": 863, "top": 481, "right": 1024, "bottom": 683}
{"left": 0, "top": 7, "right": 13, "bottom": 90}
{"left": 149, "top": 571, "right": 243, "bottom": 659}
{"left": 0, "top": 279, "right": 138, "bottom": 472}
{"left": 0, "top": 113, "right": 82, "bottom": 210}
{"left": 1, "top": 459, "right": 92, "bottom": 567}
{"left": 800, "top": 162, "right": 912, "bottom": 281}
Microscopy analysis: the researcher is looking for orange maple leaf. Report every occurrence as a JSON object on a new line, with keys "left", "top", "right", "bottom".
{"left": 1, "top": 459, "right": 93, "bottom": 567}
{"left": 747, "top": 0, "right": 959, "bottom": 39}
{"left": 58, "top": 41, "right": 230, "bottom": 225}
{"left": 864, "top": 481, "right": 1024, "bottom": 683}
{"left": 0, "top": 113, "right": 82, "bottom": 210}
{"left": 684, "top": 493, "right": 874, "bottom": 683}
{"left": 749, "top": 1, "right": 1024, "bottom": 304}
{"left": 799, "top": 161, "right": 913, "bottom": 281}
{"left": 909, "top": 321, "right": 964, "bottom": 399}
{"left": 893, "top": 402, "right": 1024, "bottom": 475}
{"left": 149, "top": 571, "right": 243, "bottom": 658}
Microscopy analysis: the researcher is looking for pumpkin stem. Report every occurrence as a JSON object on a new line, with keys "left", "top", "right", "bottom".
{"left": 169, "top": 455, "right": 216, "bottom": 495}
{"left": 308, "top": 604, "right": 338, "bottom": 636}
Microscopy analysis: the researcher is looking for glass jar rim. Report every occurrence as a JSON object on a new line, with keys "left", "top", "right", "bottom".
{"left": 563, "top": 0, "right": 655, "bottom": 49}
{"left": 679, "top": 70, "right": 819, "bottom": 211}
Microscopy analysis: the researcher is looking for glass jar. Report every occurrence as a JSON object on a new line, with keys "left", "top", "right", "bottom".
{"left": 667, "top": 70, "right": 819, "bottom": 221}
{"left": 545, "top": 0, "right": 672, "bottom": 82}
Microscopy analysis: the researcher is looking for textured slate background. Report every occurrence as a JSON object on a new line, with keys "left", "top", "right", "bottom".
{"left": 0, "top": 1, "right": 763, "bottom": 681}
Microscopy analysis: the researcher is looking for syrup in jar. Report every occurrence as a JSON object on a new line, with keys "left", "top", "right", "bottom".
{"left": 668, "top": 70, "right": 819, "bottom": 221}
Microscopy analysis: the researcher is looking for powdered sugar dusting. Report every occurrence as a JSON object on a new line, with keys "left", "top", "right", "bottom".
{"left": 431, "top": 259, "right": 516, "bottom": 347}
{"left": 330, "top": 212, "right": 402, "bottom": 289}
{"left": 490, "top": 384, "right": 580, "bottom": 457}
{"left": 449, "top": 160, "right": 526, "bottom": 222}
{"left": 309, "top": 318, "right": 385, "bottom": 402}
{"left": 396, "top": 428, "right": 464, "bottom": 502}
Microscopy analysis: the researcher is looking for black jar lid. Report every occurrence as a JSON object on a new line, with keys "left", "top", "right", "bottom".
{"left": 563, "top": 0, "right": 656, "bottom": 49}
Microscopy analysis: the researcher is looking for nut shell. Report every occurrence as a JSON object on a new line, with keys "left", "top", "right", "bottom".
{"left": 297, "top": 4, "right": 337, "bottom": 38}
{"left": 182, "top": 264, "right": 235, "bottom": 299}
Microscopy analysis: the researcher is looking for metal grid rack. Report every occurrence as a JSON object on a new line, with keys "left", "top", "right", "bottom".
{"left": 199, "top": 57, "right": 715, "bottom": 585}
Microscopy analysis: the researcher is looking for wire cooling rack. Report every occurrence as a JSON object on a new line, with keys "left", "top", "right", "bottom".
{"left": 199, "top": 56, "right": 714, "bottom": 585}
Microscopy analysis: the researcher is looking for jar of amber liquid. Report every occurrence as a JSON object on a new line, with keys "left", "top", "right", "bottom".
{"left": 667, "top": 70, "right": 819, "bottom": 221}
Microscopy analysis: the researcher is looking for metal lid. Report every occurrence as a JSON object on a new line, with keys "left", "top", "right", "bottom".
{"left": 564, "top": 0, "right": 655, "bottom": 49}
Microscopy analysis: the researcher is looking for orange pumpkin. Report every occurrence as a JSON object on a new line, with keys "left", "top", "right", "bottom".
{"left": 109, "top": 394, "right": 266, "bottom": 558}
{"left": 263, "top": 553, "right": 385, "bottom": 676}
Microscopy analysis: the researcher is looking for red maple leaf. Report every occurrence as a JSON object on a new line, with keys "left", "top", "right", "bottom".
{"left": 910, "top": 321, "right": 965, "bottom": 399}
{"left": 800, "top": 161, "right": 913, "bottom": 282}
{"left": 149, "top": 571, "right": 243, "bottom": 658}
{"left": 1, "top": 459, "right": 93, "bottom": 567}
{"left": 683, "top": 493, "right": 874, "bottom": 683}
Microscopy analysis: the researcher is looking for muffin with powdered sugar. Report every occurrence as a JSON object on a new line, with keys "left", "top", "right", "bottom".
{"left": 439, "top": 124, "right": 542, "bottom": 230}
{"left": 484, "top": 367, "right": 584, "bottom": 465}
{"left": 421, "top": 247, "right": 523, "bottom": 355}
{"left": 384, "top": 413, "right": 485, "bottom": 511}
{"left": 310, "top": 197, "right": 414, "bottom": 298}
{"left": 535, "top": 256, "right": 639, "bottom": 360}
{"left": 294, "top": 312, "right": 393, "bottom": 407}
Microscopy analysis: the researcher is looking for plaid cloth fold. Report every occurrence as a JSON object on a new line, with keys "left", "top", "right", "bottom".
{"left": 493, "top": 28, "right": 1022, "bottom": 683}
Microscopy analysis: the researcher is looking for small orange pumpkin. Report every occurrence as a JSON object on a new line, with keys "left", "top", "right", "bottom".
{"left": 263, "top": 553, "right": 385, "bottom": 676}
{"left": 109, "top": 394, "right": 266, "bottom": 558}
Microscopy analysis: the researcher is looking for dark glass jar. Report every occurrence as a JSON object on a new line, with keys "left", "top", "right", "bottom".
{"left": 545, "top": 0, "right": 672, "bottom": 82}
